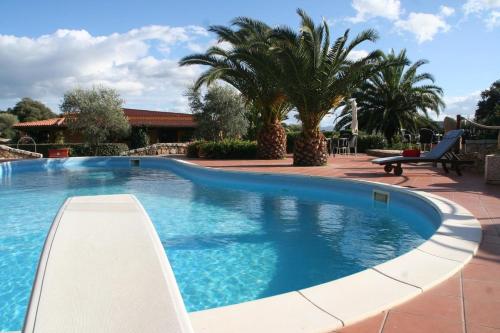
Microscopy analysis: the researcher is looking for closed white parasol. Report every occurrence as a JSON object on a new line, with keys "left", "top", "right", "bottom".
{"left": 350, "top": 99, "right": 358, "bottom": 135}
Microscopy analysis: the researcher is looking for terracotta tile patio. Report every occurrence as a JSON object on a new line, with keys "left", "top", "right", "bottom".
{"left": 189, "top": 154, "right": 500, "bottom": 333}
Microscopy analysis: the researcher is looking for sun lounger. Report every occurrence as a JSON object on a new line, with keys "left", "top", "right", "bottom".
{"left": 372, "top": 129, "right": 473, "bottom": 176}
{"left": 23, "top": 194, "right": 194, "bottom": 333}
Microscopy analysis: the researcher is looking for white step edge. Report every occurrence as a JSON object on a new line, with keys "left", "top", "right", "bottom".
{"left": 22, "top": 194, "right": 194, "bottom": 333}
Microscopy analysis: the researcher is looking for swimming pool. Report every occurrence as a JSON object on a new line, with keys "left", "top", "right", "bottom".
{"left": 0, "top": 157, "right": 441, "bottom": 331}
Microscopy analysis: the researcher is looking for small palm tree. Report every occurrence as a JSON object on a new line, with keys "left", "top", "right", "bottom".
{"left": 337, "top": 49, "right": 444, "bottom": 143}
{"left": 271, "top": 9, "right": 382, "bottom": 166}
{"left": 180, "top": 18, "right": 292, "bottom": 159}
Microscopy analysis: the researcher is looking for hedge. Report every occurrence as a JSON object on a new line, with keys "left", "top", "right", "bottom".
{"left": 187, "top": 140, "right": 257, "bottom": 159}
{"left": 9, "top": 143, "right": 129, "bottom": 157}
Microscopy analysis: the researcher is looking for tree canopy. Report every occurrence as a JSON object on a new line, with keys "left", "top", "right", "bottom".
{"left": 60, "top": 86, "right": 130, "bottom": 146}
{"left": 474, "top": 80, "right": 500, "bottom": 126}
{"left": 187, "top": 84, "right": 249, "bottom": 141}
{"left": 8, "top": 98, "right": 56, "bottom": 122}
{"left": 0, "top": 113, "right": 18, "bottom": 139}
{"left": 336, "top": 49, "right": 444, "bottom": 143}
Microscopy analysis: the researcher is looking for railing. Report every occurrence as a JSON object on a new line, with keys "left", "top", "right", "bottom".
{"left": 17, "top": 136, "right": 37, "bottom": 152}
{"left": 457, "top": 115, "right": 500, "bottom": 149}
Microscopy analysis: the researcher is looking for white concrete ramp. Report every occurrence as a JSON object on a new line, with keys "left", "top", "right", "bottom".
{"left": 23, "top": 194, "right": 194, "bottom": 333}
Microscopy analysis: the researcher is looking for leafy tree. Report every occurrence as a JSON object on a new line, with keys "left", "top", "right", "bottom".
{"left": 271, "top": 9, "right": 383, "bottom": 165}
{"left": 180, "top": 18, "right": 292, "bottom": 159}
{"left": 130, "top": 126, "right": 150, "bottom": 149}
{"left": 475, "top": 80, "right": 500, "bottom": 126}
{"left": 186, "top": 85, "right": 249, "bottom": 141}
{"left": 338, "top": 50, "right": 444, "bottom": 143}
{"left": 335, "top": 50, "right": 444, "bottom": 144}
{"left": 60, "top": 86, "right": 130, "bottom": 149}
{"left": 8, "top": 98, "right": 56, "bottom": 122}
{"left": 0, "top": 112, "right": 18, "bottom": 139}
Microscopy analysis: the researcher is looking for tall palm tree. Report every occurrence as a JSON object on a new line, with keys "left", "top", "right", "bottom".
{"left": 336, "top": 49, "right": 444, "bottom": 143}
{"left": 270, "top": 9, "right": 382, "bottom": 166}
{"left": 180, "top": 18, "right": 292, "bottom": 159}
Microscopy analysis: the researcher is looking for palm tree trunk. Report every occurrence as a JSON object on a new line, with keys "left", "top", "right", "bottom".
{"left": 257, "top": 122, "right": 287, "bottom": 159}
{"left": 293, "top": 132, "right": 328, "bottom": 166}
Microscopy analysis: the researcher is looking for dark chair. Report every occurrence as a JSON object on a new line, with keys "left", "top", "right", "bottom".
{"left": 419, "top": 128, "right": 435, "bottom": 151}
{"left": 372, "top": 129, "right": 473, "bottom": 176}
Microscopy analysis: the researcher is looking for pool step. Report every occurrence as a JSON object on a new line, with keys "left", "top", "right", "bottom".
{"left": 23, "top": 194, "right": 194, "bottom": 333}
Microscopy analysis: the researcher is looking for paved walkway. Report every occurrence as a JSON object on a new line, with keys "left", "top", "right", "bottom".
{"left": 189, "top": 154, "right": 500, "bottom": 333}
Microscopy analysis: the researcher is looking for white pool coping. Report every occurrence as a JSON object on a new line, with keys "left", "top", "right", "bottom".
{"left": 182, "top": 161, "right": 481, "bottom": 333}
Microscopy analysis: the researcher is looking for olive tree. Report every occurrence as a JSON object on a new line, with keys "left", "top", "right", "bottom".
{"left": 60, "top": 86, "right": 130, "bottom": 147}
{"left": 187, "top": 85, "right": 249, "bottom": 141}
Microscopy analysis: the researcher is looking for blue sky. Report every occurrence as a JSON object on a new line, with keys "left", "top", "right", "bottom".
{"left": 0, "top": 0, "right": 499, "bottom": 124}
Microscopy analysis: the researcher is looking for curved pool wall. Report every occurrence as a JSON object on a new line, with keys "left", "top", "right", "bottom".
{"left": 0, "top": 157, "right": 481, "bottom": 333}
{"left": 0, "top": 157, "right": 443, "bottom": 227}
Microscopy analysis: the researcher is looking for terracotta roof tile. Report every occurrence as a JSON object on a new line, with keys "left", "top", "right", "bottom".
{"left": 13, "top": 118, "right": 65, "bottom": 128}
{"left": 13, "top": 109, "right": 197, "bottom": 129}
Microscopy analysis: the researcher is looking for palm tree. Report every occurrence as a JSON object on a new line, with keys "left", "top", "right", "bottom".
{"left": 270, "top": 9, "right": 382, "bottom": 166}
{"left": 336, "top": 49, "right": 444, "bottom": 144}
{"left": 180, "top": 18, "right": 292, "bottom": 159}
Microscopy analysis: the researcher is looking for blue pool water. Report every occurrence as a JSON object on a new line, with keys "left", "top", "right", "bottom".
{"left": 0, "top": 158, "right": 439, "bottom": 331}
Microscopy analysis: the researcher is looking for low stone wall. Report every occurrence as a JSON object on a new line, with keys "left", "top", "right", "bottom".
{"left": 122, "top": 143, "right": 188, "bottom": 156}
{"left": 0, "top": 145, "right": 43, "bottom": 159}
{"left": 464, "top": 139, "right": 498, "bottom": 154}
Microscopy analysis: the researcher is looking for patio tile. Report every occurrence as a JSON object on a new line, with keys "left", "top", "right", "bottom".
{"left": 336, "top": 312, "right": 386, "bottom": 333}
{"left": 381, "top": 311, "right": 463, "bottom": 333}
{"left": 391, "top": 290, "right": 463, "bottom": 321}
{"left": 473, "top": 242, "right": 500, "bottom": 265}
{"left": 425, "top": 273, "right": 462, "bottom": 297}
{"left": 463, "top": 262, "right": 500, "bottom": 282}
{"left": 482, "top": 235, "right": 500, "bottom": 245}
{"left": 467, "top": 323, "right": 500, "bottom": 333}
{"left": 463, "top": 279, "right": 500, "bottom": 303}
{"left": 464, "top": 298, "right": 500, "bottom": 329}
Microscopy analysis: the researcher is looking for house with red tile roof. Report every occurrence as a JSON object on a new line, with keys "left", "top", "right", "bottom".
{"left": 13, "top": 108, "right": 197, "bottom": 144}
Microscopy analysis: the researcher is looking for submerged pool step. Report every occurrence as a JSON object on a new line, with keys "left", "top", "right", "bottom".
{"left": 23, "top": 194, "right": 193, "bottom": 333}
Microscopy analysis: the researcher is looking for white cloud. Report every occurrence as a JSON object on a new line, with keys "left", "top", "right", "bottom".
{"left": 485, "top": 11, "right": 500, "bottom": 28}
{"left": 440, "top": 5, "right": 455, "bottom": 17}
{"left": 347, "top": 0, "right": 401, "bottom": 23}
{"left": 347, "top": 49, "right": 369, "bottom": 60}
{"left": 0, "top": 25, "right": 209, "bottom": 112}
{"left": 463, "top": 0, "right": 500, "bottom": 15}
{"left": 439, "top": 91, "right": 480, "bottom": 120}
{"left": 394, "top": 12, "right": 451, "bottom": 43}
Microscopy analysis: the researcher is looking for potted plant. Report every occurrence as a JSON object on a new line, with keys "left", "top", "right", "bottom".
{"left": 402, "top": 143, "right": 421, "bottom": 157}
{"left": 48, "top": 131, "right": 70, "bottom": 158}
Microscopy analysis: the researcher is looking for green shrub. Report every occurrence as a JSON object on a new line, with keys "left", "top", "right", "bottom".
{"left": 286, "top": 131, "right": 301, "bottom": 153}
{"left": 9, "top": 143, "right": 128, "bottom": 157}
{"left": 187, "top": 140, "right": 257, "bottom": 159}
{"left": 357, "top": 134, "right": 385, "bottom": 152}
{"left": 186, "top": 141, "right": 205, "bottom": 158}
{"left": 130, "top": 127, "right": 150, "bottom": 149}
